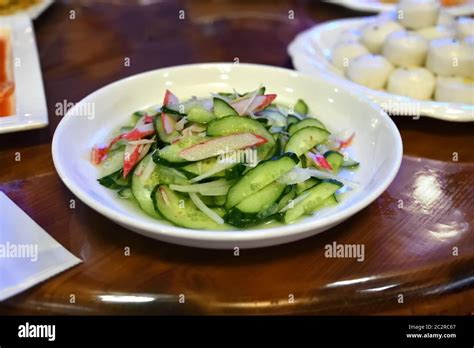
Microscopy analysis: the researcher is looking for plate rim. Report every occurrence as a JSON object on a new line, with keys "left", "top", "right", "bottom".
{"left": 52, "top": 62, "right": 403, "bottom": 248}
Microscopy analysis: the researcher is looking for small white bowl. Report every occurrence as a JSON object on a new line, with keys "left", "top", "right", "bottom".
{"left": 52, "top": 63, "right": 402, "bottom": 249}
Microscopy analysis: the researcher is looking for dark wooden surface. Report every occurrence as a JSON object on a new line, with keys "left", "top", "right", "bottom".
{"left": 0, "top": 0, "right": 473, "bottom": 315}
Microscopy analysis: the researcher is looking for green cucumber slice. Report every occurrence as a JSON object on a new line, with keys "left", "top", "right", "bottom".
{"left": 235, "top": 181, "right": 286, "bottom": 213}
{"left": 294, "top": 99, "right": 309, "bottom": 116}
{"left": 342, "top": 157, "right": 360, "bottom": 169}
{"left": 241, "top": 86, "right": 265, "bottom": 97}
{"left": 213, "top": 98, "right": 238, "bottom": 118}
{"left": 151, "top": 185, "right": 228, "bottom": 230}
{"left": 153, "top": 114, "right": 180, "bottom": 143}
{"left": 118, "top": 188, "right": 133, "bottom": 199}
{"left": 288, "top": 118, "right": 326, "bottom": 135}
{"left": 98, "top": 169, "right": 131, "bottom": 190}
{"left": 187, "top": 105, "right": 215, "bottom": 123}
{"left": 225, "top": 153, "right": 299, "bottom": 209}
{"left": 97, "top": 147, "right": 125, "bottom": 177}
{"left": 285, "top": 127, "right": 330, "bottom": 157}
{"left": 287, "top": 115, "right": 300, "bottom": 127}
{"left": 132, "top": 154, "right": 188, "bottom": 218}
{"left": 155, "top": 135, "right": 207, "bottom": 165}
{"left": 206, "top": 116, "right": 275, "bottom": 160}
{"left": 284, "top": 180, "right": 343, "bottom": 223}
{"left": 180, "top": 158, "right": 225, "bottom": 178}
{"left": 296, "top": 178, "right": 320, "bottom": 194}
{"left": 324, "top": 150, "right": 344, "bottom": 173}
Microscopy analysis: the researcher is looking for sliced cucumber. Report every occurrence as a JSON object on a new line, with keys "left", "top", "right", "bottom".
{"left": 130, "top": 111, "right": 145, "bottom": 126}
{"left": 132, "top": 154, "right": 188, "bottom": 218}
{"left": 294, "top": 99, "right": 309, "bottom": 116}
{"left": 225, "top": 153, "right": 299, "bottom": 209}
{"left": 224, "top": 162, "right": 246, "bottom": 180}
{"left": 225, "top": 182, "right": 286, "bottom": 227}
{"left": 180, "top": 158, "right": 225, "bottom": 178}
{"left": 97, "top": 147, "right": 125, "bottom": 177}
{"left": 98, "top": 169, "right": 131, "bottom": 190}
{"left": 187, "top": 105, "right": 215, "bottom": 123}
{"left": 213, "top": 98, "right": 238, "bottom": 118}
{"left": 235, "top": 181, "right": 286, "bottom": 213}
{"left": 241, "top": 86, "right": 265, "bottom": 97}
{"left": 206, "top": 116, "right": 275, "bottom": 160}
{"left": 324, "top": 151, "right": 344, "bottom": 173}
{"left": 342, "top": 157, "right": 360, "bottom": 169}
{"left": 118, "top": 188, "right": 133, "bottom": 199}
{"left": 296, "top": 178, "right": 320, "bottom": 194}
{"left": 153, "top": 114, "right": 180, "bottom": 143}
{"left": 284, "top": 180, "right": 343, "bottom": 223}
{"left": 285, "top": 127, "right": 330, "bottom": 157}
{"left": 170, "top": 179, "right": 234, "bottom": 196}
{"left": 213, "top": 195, "right": 227, "bottom": 207}
{"left": 288, "top": 118, "right": 326, "bottom": 135}
{"left": 154, "top": 135, "right": 207, "bottom": 165}
{"left": 152, "top": 185, "right": 228, "bottom": 230}
{"left": 287, "top": 115, "right": 300, "bottom": 127}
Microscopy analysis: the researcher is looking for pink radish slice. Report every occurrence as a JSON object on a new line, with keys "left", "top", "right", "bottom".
{"left": 231, "top": 94, "right": 277, "bottom": 115}
{"left": 179, "top": 133, "right": 268, "bottom": 161}
{"left": 163, "top": 89, "right": 179, "bottom": 106}
{"left": 248, "top": 94, "right": 277, "bottom": 112}
{"left": 91, "top": 124, "right": 155, "bottom": 165}
{"left": 308, "top": 152, "right": 333, "bottom": 171}
{"left": 123, "top": 142, "right": 152, "bottom": 177}
{"left": 161, "top": 113, "right": 176, "bottom": 134}
{"left": 338, "top": 132, "right": 355, "bottom": 149}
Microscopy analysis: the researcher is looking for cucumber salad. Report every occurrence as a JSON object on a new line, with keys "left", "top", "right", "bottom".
{"left": 91, "top": 87, "right": 359, "bottom": 230}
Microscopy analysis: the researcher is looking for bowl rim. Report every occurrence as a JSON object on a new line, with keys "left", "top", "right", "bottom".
{"left": 52, "top": 62, "right": 403, "bottom": 244}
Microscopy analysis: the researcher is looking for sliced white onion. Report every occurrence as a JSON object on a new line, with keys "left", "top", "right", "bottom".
{"left": 190, "top": 161, "right": 236, "bottom": 183}
{"left": 189, "top": 192, "right": 225, "bottom": 225}
{"left": 175, "top": 117, "right": 187, "bottom": 131}
{"left": 128, "top": 139, "right": 156, "bottom": 146}
{"left": 170, "top": 179, "right": 232, "bottom": 196}
{"left": 278, "top": 167, "right": 361, "bottom": 189}
{"left": 279, "top": 191, "right": 311, "bottom": 213}
{"left": 139, "top": 155, "right": 157, "bottom": 182}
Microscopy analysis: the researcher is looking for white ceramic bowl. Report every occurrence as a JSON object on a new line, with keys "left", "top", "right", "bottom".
{"left": 52, "top": 63, "right": 402, "bottom": 249}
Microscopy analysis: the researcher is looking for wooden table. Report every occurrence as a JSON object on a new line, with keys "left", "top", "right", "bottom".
{"left": 1, "top": 0, "right": 473, "bottom": 315}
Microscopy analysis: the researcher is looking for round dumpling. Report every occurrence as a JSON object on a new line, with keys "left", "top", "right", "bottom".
{"left": 455, "top": 17, "right": 474, "bottom": 40}
{"left": 396, "top": 0, "right": 440, "bottom": 30}
{"left": 346, "top": 54, "right": 394, "bottom": 89}
{"left": 382, "top": 30, "right": 428, "bottom": 67}
{"left": 331, "top": 42, "right": 369, "bottom": 71}
{"left": 387, "top": 67, "right": 435, "bottom": 99}
{"left": 426, "top": 38, "right": 473, "bottom": 78}
{"left": 417, "top": 25, "right": 455, "bottom": 41}
{"left": 435, "top": 76, "right": 474, "bottom": 104}
{"left": 360, "top": 20, "right": 404, "bottom": 53}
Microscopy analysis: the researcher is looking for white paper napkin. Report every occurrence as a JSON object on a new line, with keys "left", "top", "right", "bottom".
{"left": 0, "top": 191, "right": 82, "bottom": 301}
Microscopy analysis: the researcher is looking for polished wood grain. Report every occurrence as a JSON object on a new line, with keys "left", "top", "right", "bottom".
{"left": 0, "top": 0, "right": 473, "bottom": 315}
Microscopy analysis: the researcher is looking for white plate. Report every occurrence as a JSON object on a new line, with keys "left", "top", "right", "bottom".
{"left": 326, "top": 0, "right": 474, "bottom": 16}
{"left": 52, "top": 63, "right": 402, "bottom": 249}
{"left": 0, "top": 15, "right": 48, "bottom": 134}
{"left": 288, "top": 17, "right": 474, "bottom": 122}
{"left": 0, "top": 0, "right": 54, "bottom": 19}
